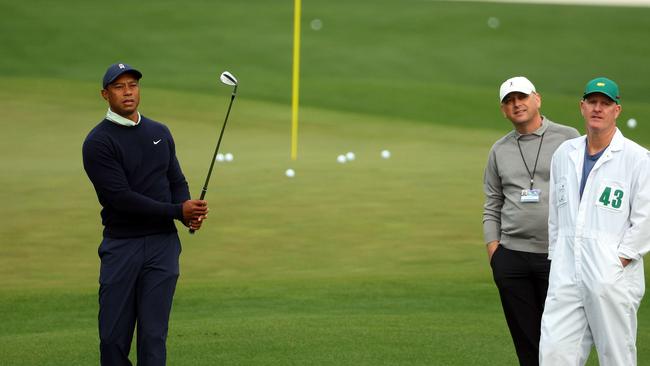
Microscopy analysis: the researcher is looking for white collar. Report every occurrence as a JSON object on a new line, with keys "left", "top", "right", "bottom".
{"left": 570, "top": 127, "right": 624, "bottom": 152}
{"left": 106, "top": 108, "right": 141, "bottom": 127}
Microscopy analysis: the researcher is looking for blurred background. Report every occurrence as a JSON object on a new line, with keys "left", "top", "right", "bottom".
{"left": 1, "top": 0, "right": 649, "bottom": 364}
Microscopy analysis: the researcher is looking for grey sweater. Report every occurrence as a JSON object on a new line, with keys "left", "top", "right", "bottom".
{"left": 483, "top": 118, "right": 580, "bottom": 253}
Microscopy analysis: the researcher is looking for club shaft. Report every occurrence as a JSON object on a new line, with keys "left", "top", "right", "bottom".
{"left": 189, "top": 87, "right": 237, "bottom": 234}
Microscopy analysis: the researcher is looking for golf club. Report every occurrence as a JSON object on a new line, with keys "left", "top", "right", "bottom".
{"left": 189, "top": 71, "right": 238, "bottom": 234}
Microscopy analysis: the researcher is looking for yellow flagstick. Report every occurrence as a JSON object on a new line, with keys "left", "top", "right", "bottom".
{"left": 290, "top": 0, "right": 301, "bottom": 161}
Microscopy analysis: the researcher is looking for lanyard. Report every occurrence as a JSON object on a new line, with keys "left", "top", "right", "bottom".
{"left": 516, "top": 133, "right": 545, "bottom": 190}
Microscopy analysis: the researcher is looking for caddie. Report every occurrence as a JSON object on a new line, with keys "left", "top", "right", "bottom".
{"left": 540, "top": 77, "right": 650, "bottom": 365}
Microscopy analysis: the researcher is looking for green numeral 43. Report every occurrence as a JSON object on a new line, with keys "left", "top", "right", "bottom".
{"left": 599, "top": 186, "right": 623, "bottom": 209}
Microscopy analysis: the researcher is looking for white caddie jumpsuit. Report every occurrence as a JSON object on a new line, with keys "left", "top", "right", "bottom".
{"left": 540, "top": 129, "right": 650, "bottom": 366}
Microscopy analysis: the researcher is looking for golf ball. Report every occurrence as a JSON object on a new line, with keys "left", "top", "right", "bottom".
{"left": 225, "top": 153, "right": 234, "bottom": 162}
{"left": 381, "top": 150, "right": 391, "bottom": 159}
{"left": 346, "top": 152, "right": 355, "bottom": 161}
{"left": 310, "top": 19, "right": 323, "bottom": 31}
{"left": 627, "top": 118, "right": 637, "bottom": 129}
{"left": 216, "top": 153, "right": 225, "bottom": 162}
{"left": 337, "top": 154, "right": 347, "bottom": 164}
{"left": 285, "top": 168, "right": 295, "bottom": 178}
{"left": 487, "top": 17, "right": 500, "bottom": 29}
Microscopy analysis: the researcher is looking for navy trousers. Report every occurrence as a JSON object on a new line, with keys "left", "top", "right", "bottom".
{"left": 98, "top": 233, "right": 181, "bottom": 366}
{"left": 491, "top": 245, "right": 550, "bottom": 366}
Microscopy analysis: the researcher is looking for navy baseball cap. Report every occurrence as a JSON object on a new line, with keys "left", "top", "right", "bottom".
{"left": 102, "top": 63, "right": 142, "bottom": 89}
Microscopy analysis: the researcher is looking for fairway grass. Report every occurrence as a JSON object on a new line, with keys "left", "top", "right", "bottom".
{"left": 2, "top": 0, "right": 650, "bottom": 138}
{"left": 2, "top": 77, "right": 649, "bottom": 365}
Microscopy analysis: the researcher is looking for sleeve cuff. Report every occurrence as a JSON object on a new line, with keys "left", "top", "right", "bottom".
{"left": 483, "top": 222, "right": 501, "bottom": 244}
{"left": 172, "top": 202, "right": 184, "bottom": 221}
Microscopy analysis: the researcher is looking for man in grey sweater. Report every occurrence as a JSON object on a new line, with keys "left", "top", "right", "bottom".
{"left": 483, "top": 76, "right": 579, "bottom": 366}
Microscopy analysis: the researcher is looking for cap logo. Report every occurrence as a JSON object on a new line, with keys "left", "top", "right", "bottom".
{"left": 597, "top": 82, "right": 605, "bottom": 87}
{"left": 118, "top": 64, "right": 125, "bottom": 69}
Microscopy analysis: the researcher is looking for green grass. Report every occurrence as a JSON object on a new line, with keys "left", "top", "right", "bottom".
{"left": 1, "top": 74, "right": 646, "bottom": 365}
{"left": 2, "top": 0, "right": 650, "bottom": 364}
{"left": 2, "top": 0, "right": 650, "bottom": 136}
{"left": 0, "top": 77, "right": 509, "bottom": 364}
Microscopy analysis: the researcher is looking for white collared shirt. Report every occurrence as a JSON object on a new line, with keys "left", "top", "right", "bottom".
{"left": 106, "top": 108, "right": 141, "bottom": 127}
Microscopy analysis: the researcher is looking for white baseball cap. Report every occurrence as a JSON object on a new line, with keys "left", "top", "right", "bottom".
{"left": 499, "top": 76, "right": 536, "bottom": 102}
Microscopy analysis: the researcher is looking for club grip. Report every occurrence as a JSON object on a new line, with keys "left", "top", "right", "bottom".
{"left": 188, "top": 191, "right": 207, "bottom": 235}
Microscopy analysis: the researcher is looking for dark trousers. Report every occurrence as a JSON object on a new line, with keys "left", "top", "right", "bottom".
{"left": 491, "top": 245, "right": 550, "bottom": 366}
{"left": 98, "top": 233, "right": 181, "bottom": 366}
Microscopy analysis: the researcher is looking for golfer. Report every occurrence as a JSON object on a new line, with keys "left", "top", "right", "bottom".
{"left": 83, "top": 62, "right": 208, "bottom": 365}
{"left": 483, "top": 76, "right": 579, "bottom": 365}
{"left": 540, "top": 77, "right": 650, "bottom": 365}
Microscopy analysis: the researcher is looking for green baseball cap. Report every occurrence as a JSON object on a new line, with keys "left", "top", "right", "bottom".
{"left": 583, "top": 77, "right": 620, "bottom": 104}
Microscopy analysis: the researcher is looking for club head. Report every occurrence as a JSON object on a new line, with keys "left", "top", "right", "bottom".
{"left": 220, "top": 71, "right": 238, "bottom": 86}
